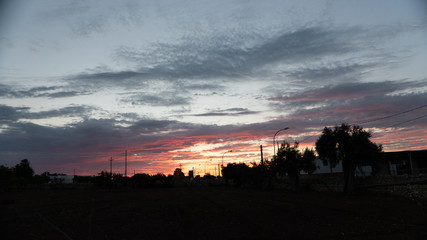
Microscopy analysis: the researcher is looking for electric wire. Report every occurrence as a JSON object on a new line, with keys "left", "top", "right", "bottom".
{"left": 387, "top": 113, "right": 427, "bottom": 128}
{"left": 356, "top": 104, "right": 427, "bottom": 125}
{"left": 297, "top": 104, "right": 427, "bottom": 144}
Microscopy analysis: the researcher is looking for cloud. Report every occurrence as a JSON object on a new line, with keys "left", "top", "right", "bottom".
{"left": 182, "top": 82, "right": 225, "bottom": 91}
{"left": 41, "top": 0, "right": 144, "bottom": 37}
{"left": 1, "top": 98, "right": 427, "bottom": 174}
{"left": 192, "top": 108, "right": 260, "bottom": 117}
{"left": 0, "top": 105, "right": 29, "bottom": 121}
{"left": 284, "top": 62, "right": 379, "bottom": 83}
{"left": 269, "top": 84, "right": 427, "bottom": 131}
{"left": 69, "top": 25, "right": 379, "bottom": 89}
{"left": 268, "top": 80, "right": 425, "bottom": 103}
{"left": 0, "top": 112, "right": 289, "bottom": 171}
{"left": 121, "top": 92, "right": 192, "bottom": 106}
{"left": 0, "top": 83, "right": 89, "bottom": 99}
{"left": 0, "top": 104, "right": 95, "bottom": 122}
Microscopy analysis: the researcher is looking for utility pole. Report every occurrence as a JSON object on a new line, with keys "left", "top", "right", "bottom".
{"left": 110, "top": 157, "right": 113, "bottom": 179}
{"left": 260, "top": 145, "right": 264, "bottom": 165}
{"left": 124, "top": 150, "right": 127, "bottom": 177}
{"left": 218, "top": 164, "right": 220, "bottom": 177}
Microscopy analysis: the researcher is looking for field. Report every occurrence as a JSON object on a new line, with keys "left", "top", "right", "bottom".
{"left": 1, "top": 187, "right": 426, "bottom": 239}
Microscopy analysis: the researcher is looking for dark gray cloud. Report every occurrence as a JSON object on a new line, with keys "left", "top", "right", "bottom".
{"left": 285, "top": 62, "right": 380, "bottom": 82}
{"left": 129, "top": 118, "right": 180, "bottom": 133}
{"left": 68, "top": 71, "right": 143, "bottom": 85}
{"left": 30, "top": 106, "right": 96, "bottom": 119}
{"left": 0, "top": 104, "right": 94, "bottom": 122}
{"left": 269, "top": 80, "right": 425, "bottom": 104}
{"left": 181, "top": 82, "right": 225, "bottom": 91}
{"left": 121, "top": 92, "right": 192, "bottom": 106}
{"left": 270, "top": 86, "right": 427, "bottom": 130}
{"left": 0, "top": 116, "right": 186, "bottom": 170}
{"left": 0, "top": 83, "right": 89, "bottom": 99}
{"left": 0, "top": 105, "right": 29, "bottom": 121}
{"left": 193, "top": 108, "right": 260, "bottom": 117}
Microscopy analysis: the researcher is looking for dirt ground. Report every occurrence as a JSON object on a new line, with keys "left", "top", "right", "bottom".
{"left": 1, "top": 187, "right": 426, "bottom": 240}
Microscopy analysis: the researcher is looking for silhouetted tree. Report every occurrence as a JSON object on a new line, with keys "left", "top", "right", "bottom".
{"left": 73, "top": 175, "right": 94, "bottom": 184}
{"left": 222, "top": 163, "right": 251, "bottom": 186}
{"left": 301, "top": 148, "right": 317, "bottom": 174}
{"left": 247, "top": 161, "right": 271, "bottom": 188}
{"left": 315, "top": 124, "right": 382, "bottom": 194}
{"left": 131, "top": 173, "right": 152, "bottom": 188}
{"left": 33, "top": 171, "right": 50, "bottom": 184}
{"left": 94, "top": 171, "right": 111, "bottom": 187}
{"left": 112, "top": 173, "right": 126, "bottom": 186}
{"left": 203, "top": 173, "right": 215, "bottom": 180}
{"left": 271, "top": 142, "right": 316, "bottom": 189}
{"left": 0, "top": 165, "right": 15, "bottom": 190}
{"left": 152, "top": 173, "right": 169, "bottom": 187}
{"left": 315, "top": 127, "right": 339, "bottom": 173}
{"left": 14, "top": 159, "right": 34, "bottom": 179}
{"left": 14, "top": 159, "right": 34, "bottom": 185}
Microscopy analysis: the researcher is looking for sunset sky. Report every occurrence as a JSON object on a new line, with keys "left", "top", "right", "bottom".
{"left": 1, "top": 0, "right": 427, "bottom": 176}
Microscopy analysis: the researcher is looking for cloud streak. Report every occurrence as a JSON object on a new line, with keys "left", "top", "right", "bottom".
{"left": 0, "top": 104, "right": 94, "bottom": 122}
{"left": 0, "top": 84, "right": 90, "bottom": 99}
{"left": 70, "top": 26, "right": 379, "bottom": 87}
{"left": 192, "top": 108, "right": 260, "bottom": 117}
{"left": 268, "top": 80, "right": 426, "bottom": 103}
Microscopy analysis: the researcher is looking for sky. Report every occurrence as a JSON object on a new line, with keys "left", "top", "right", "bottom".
{"left": 1, "top": 0, "right": 427, "bottom": 176}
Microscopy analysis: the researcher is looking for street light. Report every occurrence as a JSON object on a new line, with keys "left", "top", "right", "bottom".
{"left": 222, "top": 150, "right": 233, "bottom": 166}
{"left": 221, "top": 150, "right": 233, "bottom": 176}
{"left": 273, "top": 127, "right": 290, "bottom": 155}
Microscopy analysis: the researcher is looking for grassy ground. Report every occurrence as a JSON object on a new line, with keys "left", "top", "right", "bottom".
{"left": 1, "top": 187, "right": 426, "bottom": 239}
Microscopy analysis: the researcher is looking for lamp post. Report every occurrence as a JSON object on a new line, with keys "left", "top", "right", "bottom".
{"left": 221, "top": 150, "right": 233, "bottom": 176}
{"left": 273, "top": 127, "right": 290, "bottom": 156}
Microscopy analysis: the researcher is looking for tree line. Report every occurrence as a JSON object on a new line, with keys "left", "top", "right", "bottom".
{"left": 0, "top": 159, "right": 50, "bottom": 190}
{"left": 0, "top": 160, "right": 221, "bottom": 190}
{"left": 222, "top": 142, "right": 316, "bottom": 189}
{"left": 1, "top": 124, "right": 382, "bottom": 194}
{"left": 222, "top": 124, "right": 382, "bottom": 194}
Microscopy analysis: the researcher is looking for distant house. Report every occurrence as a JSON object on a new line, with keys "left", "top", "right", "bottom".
{"left": 312, "top": 158, "right": 343, "bottom": 174}
{"left": 379, "top": 150, "right": 427, "bottom": 175}
{"left": 48, "top": 174, "right": 74, "bottom": 184}
{"left": 310, "top": 150, "right": 427, "bottom": 176}
{"left": 311, "top": 158, "right": 372, "bottom": 177}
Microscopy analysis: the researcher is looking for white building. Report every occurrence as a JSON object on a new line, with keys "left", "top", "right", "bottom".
{"left": 311, "top": 158, "right": 372, "bottom": 177}
{"left": 48, "top": 175, "right": 74, "bottom": 184}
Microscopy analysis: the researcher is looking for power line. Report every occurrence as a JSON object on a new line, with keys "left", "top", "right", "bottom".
{"left": 388, "top": 113, "right": 427, "bottom": 128}
{"left": 298, "top": 104, "right": 427, "bottom": 144}
{"left": 299, "top": 134, "right": 317, "bottom": 143}
{"left": 356, "top": 104, "right": 427, "bottom": 125}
